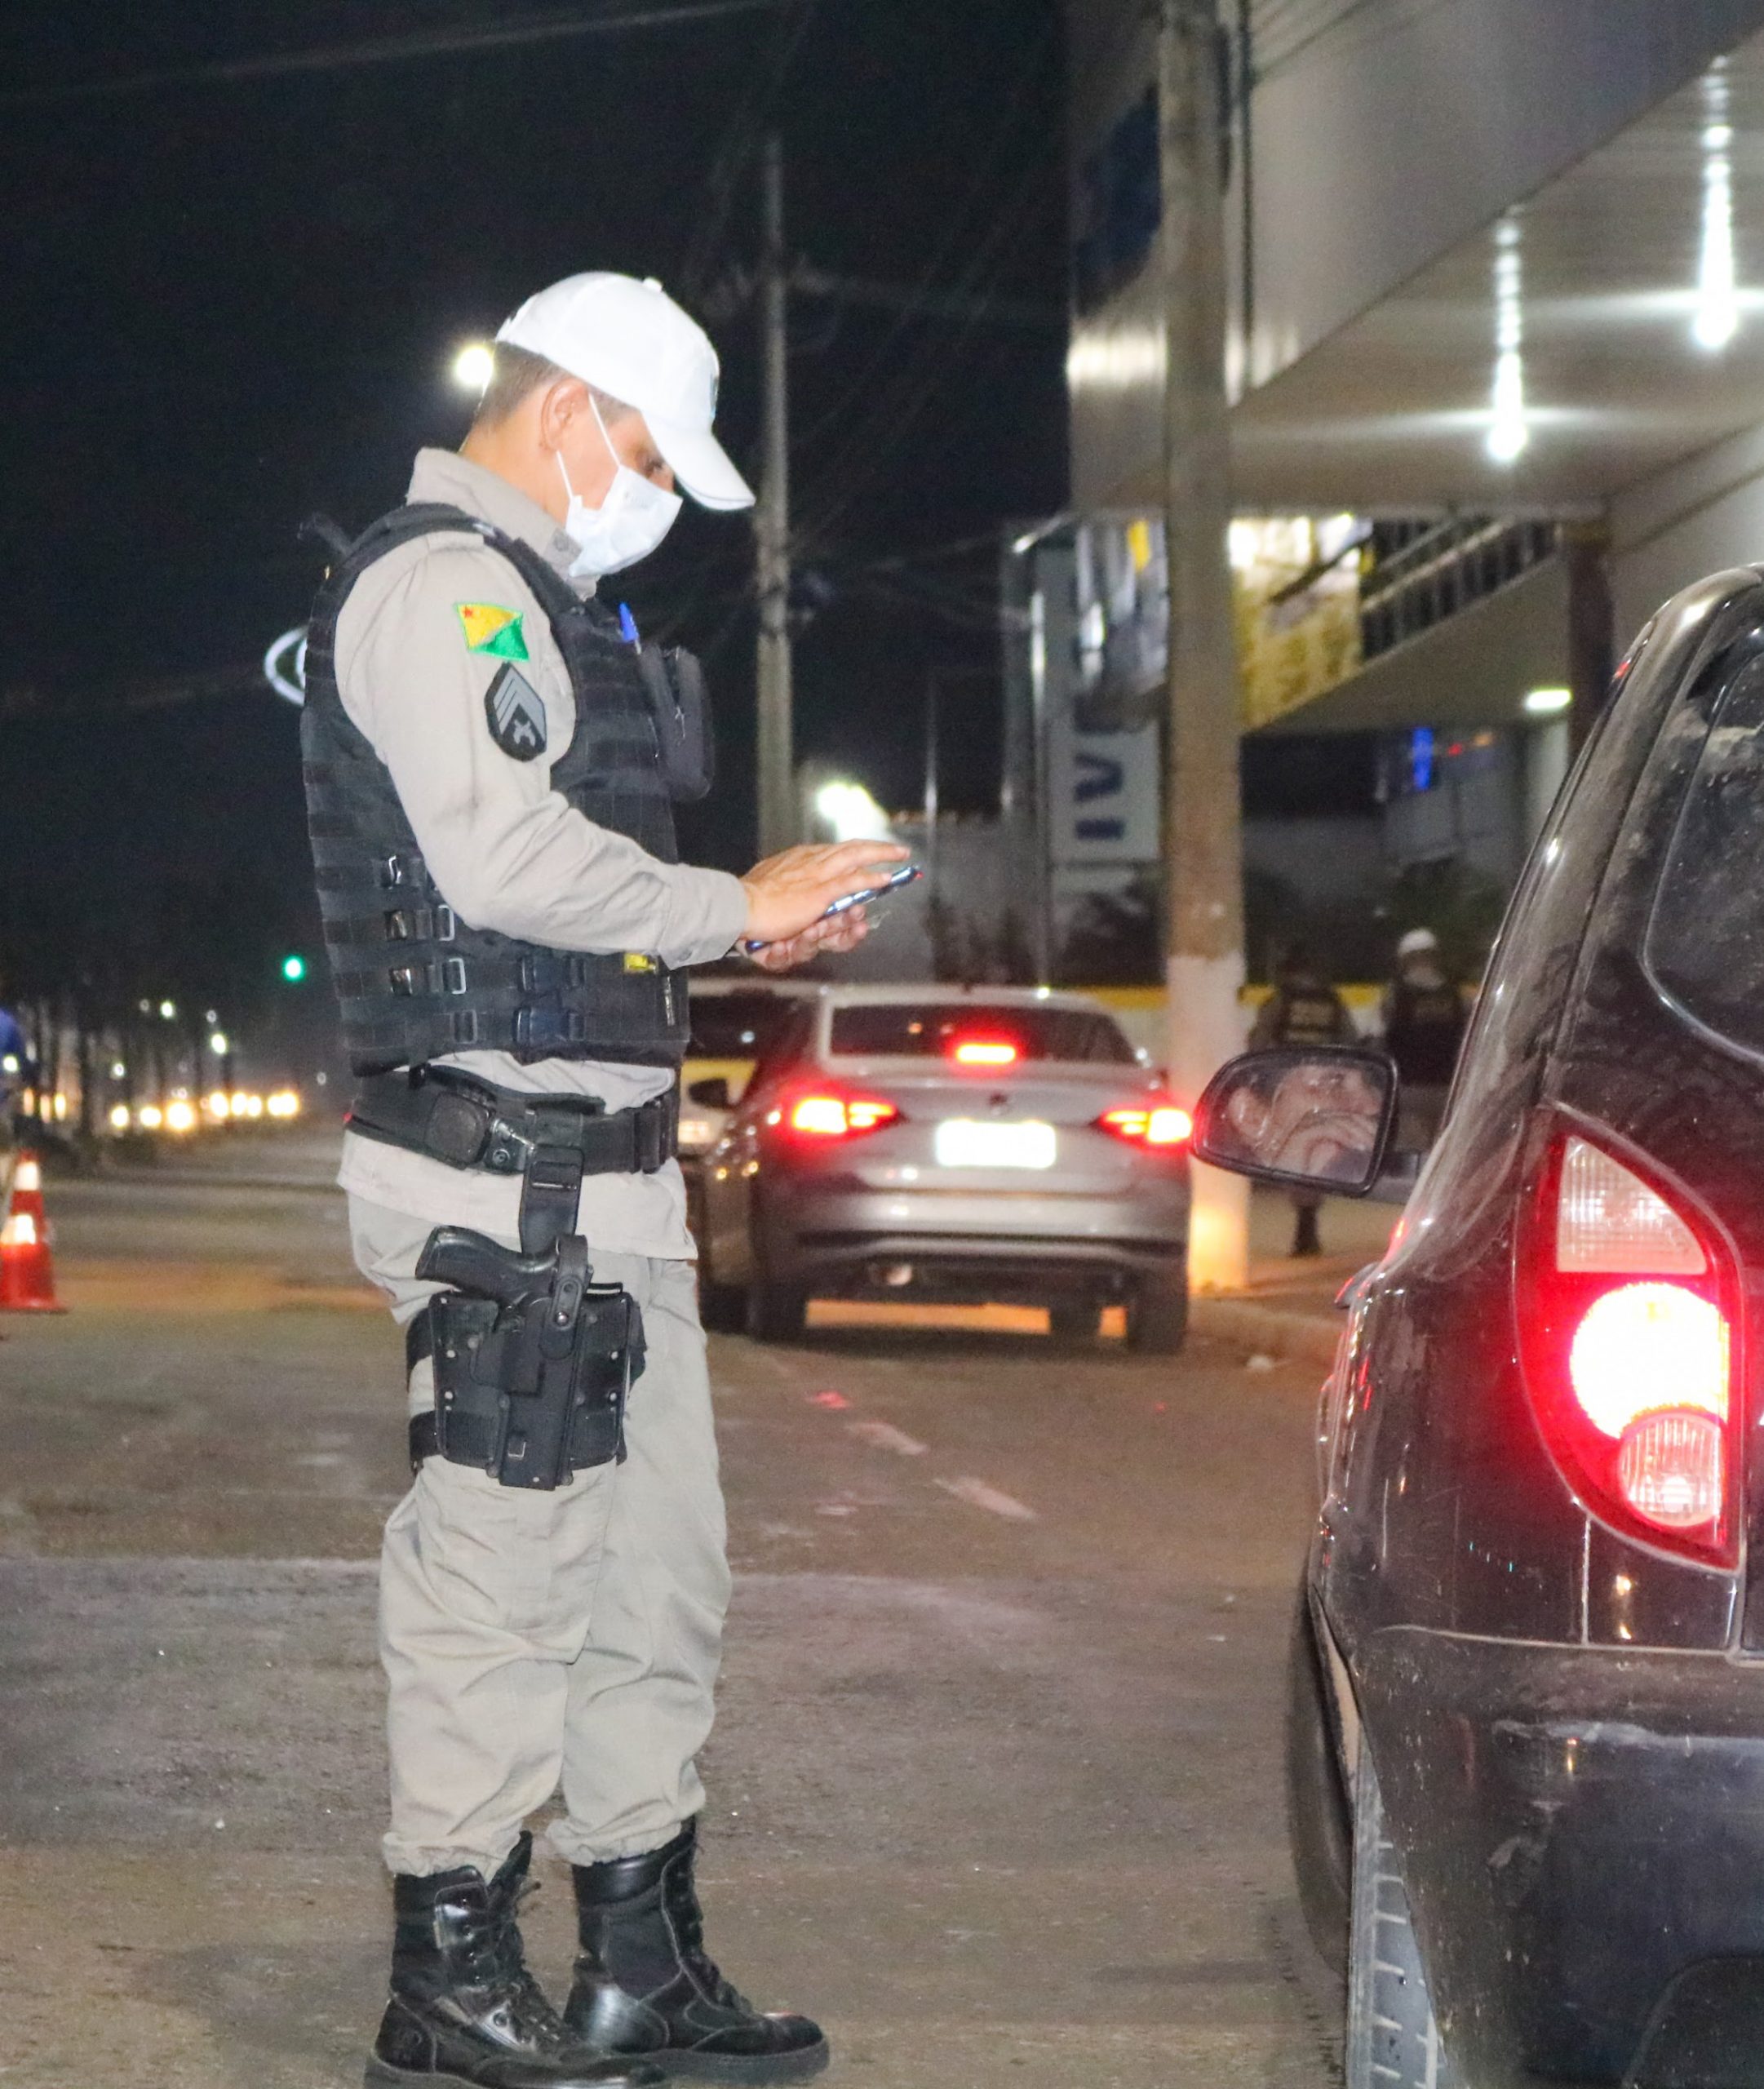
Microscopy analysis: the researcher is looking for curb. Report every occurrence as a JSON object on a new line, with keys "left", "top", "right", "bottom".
{"left": 1190, "top": 1296, "right": 1344, "bottom": 1369}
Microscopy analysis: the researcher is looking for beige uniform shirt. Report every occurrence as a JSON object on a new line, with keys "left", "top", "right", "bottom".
{"left": 333, "top": 448, "right": 748, "bottom": 1257}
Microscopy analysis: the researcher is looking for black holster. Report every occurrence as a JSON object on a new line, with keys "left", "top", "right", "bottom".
{"left": 408, "top": 1227, "right": 645, "bottom": 1490}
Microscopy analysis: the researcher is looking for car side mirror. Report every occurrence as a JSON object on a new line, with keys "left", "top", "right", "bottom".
{"left": 687, "top": 1076, "right": 731, "bottom": 1110}
{"left": 1192, "top": 1048, "right": 1397, "bottom": 1197}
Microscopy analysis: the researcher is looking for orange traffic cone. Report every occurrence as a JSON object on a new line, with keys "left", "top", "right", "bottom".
{"left": 0, "top": 1151, "right": 65, "bottom": 1312}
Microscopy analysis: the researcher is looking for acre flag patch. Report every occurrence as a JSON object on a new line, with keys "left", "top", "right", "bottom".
{"left": 456, "top": 601, "right": 530, "bottom": 659}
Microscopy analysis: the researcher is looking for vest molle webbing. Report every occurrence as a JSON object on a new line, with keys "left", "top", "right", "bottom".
{"left": 301, "top": 503, "right": 692, "bottom": 1076}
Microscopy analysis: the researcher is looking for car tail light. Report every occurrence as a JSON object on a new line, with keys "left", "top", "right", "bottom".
{"left": 1619, "top": 1412, "right": 1726, "bottom": 1530}
{"left": 1556, "top": 1136, "right": 1705, "bottom": 1274}
{"left": 1518, "top": 1127, "right": 1739, "bottom": 1564}
{"left": 951, "top": 1039, "right": 1017, "bottom": 1067}
{"left": 782, "top": 1089, "right": 900, "bottom": 1140}
{"left": 1097, "top": 1102, "right": 1193, "bottom": 1150}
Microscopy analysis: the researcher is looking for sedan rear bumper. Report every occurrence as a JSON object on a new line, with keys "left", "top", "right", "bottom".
{"left": 760, "top": 1183, "right": 1186, "bottom": 1301}
{"left": 1354, "top": 1622, "right": 1764, "bottom": 2088}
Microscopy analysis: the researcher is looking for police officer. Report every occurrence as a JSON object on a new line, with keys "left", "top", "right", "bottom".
{"left": 1249, "top": 946, "right": 1355, "bottom": 1257}
{"left": 1380, "top": 926, "right": 1467, "bottom": 1158}
{"left": 302, "top": 273, "right": 906, "bottom": 2089}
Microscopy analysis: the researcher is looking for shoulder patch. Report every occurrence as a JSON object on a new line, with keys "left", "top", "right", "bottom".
{"left": 484, "top": 663, "right": 547, "bottom": 761}
{"left": 457, "top": 601, "right": 529, "bottom": 659}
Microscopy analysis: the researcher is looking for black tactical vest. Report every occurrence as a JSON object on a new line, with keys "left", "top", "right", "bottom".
{"left": 302, "top": 502, "right": 697, "bottom": 1077}
{"left": 1270, "top": 987, "right": 1348, "bottom": 1050}
{"left": 1385, "top": 978, "right": 1466, "bottom": 1086}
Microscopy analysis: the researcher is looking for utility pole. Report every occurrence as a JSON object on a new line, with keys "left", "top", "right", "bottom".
{"left": 755, "top": 132, "right": 795, "bottom": 858}
{"left": 1159, "top": 0, "right": 1249, "bottom": 1292}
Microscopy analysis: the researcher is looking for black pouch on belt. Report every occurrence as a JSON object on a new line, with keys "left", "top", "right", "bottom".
{"left": 410, "top": 1226, "right": 646, "bottom": 1489}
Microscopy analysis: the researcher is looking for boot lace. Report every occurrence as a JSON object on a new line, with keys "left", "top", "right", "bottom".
{"left": 667, "top": 1872, "right": 754, "bottom": 2016}
{"left": 463, "top": 1876, "right": 573, "bottom": 2047}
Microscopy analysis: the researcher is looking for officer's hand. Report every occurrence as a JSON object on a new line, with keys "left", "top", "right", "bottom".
{"left": 739, "top": 840, "right": 911, "bottom": 948}
{"left": 749, "top": 903, "right": 871, "bottom": 973}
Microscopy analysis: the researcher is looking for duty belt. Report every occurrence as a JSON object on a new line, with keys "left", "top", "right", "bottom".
{"left": 348, "top": 1065, "right": 678, "bottom": 1254}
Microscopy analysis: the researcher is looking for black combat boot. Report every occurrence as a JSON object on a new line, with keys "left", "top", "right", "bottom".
{"left": 564, "top": 1821, "right": 828, "bottom": 2082}
{"left": 368, "top": 1830, "right": 663, "bottom": 2088}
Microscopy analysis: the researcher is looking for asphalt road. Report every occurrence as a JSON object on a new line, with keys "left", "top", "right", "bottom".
{"left": 0, "top": 1134, "right": 1344, "bottom": 2087}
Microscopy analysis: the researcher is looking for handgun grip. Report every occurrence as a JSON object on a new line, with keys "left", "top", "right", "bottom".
{"left": 416, "top": 1224, "right": 539, "bottom": 1306}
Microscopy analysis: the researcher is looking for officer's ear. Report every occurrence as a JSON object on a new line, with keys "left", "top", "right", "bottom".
{"left": 536, "top": 376, "right": 593, "bottom": 454}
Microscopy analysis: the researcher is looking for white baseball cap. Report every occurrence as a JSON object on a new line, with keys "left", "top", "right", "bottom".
{"left": 496, "top": 273, "right": 755, "bottom": 512}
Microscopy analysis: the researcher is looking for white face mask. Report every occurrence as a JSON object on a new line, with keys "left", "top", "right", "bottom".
{"left": 556, "top": 398, "right": 683, "bottom": 579}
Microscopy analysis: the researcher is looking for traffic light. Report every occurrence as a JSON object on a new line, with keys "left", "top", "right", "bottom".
{"left": 281, "top": 953, "right": 308, "bottom": 983}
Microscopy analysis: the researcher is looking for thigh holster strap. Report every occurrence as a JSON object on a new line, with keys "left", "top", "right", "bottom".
{"left": 406, "top": 1228, "right": 644, "bottom": 1489}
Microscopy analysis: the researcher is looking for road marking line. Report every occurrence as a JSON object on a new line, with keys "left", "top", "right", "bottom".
{"left": 935, "top": 1476, "right": 1036, "bottom": 1522}
{"left": 847, "top": 1420, "right": 928, "bottom": 1457}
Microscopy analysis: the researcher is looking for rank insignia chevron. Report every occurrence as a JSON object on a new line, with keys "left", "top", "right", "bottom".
{"left": 483, "top": 663, "right": 547, "bottom": 761}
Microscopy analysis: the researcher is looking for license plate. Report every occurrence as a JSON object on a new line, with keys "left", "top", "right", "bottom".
{"left": 933, "top": 1119, "right": 1057, "bottom": 1169}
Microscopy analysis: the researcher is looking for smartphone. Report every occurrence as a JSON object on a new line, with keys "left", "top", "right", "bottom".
{"left": 745, "top": 863, "right": 922, "bottom": 951}
{"left": 820, "top": 862, "right": 923, "bottom": 918}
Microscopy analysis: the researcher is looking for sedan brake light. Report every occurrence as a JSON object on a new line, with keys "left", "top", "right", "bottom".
{"left": 1518, "top": 1127, "right": 1738, "bottom": 1564}
{"left": 782, "top": 1089, "right": 900, "bottom": 1140}
{"left": 1097, "top": 1102, "right": 1193, "bottom": 1149}
{"left": 951, "top": 1039, "right": 1018, "bottom": 1067}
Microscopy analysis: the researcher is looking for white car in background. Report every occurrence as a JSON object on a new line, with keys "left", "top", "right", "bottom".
{"left": 698, "top": 983, "right": 1191, "bottom": 1348}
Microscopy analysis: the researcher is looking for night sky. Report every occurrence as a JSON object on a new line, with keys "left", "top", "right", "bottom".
{"left": 0, "top": 0, "right": 1069, "bottom": 1023}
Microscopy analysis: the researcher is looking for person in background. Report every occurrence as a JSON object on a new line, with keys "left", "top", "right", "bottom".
{"left": 0, "top": 979, "right": 30, "bottom": 1130}
{"left": 1380, "top": 927, "right": 1468, "bottom": 1160}
{"left": 1249, "top": 947, "right": 1356, "bottom": 1257}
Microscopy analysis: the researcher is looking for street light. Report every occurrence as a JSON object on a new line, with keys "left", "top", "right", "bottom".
{"left": 453, "top": 341, "right": 494, "bottom": 392}
{"left": 281, "top": 954, "right": 308, "bottom": 983}
{"left": 1485, "top": 217, "right": 1529, "bottom": 466}
{"left": 209, "top": 1031, "right": 229, "bottom": 1056}
{"left": 813, "top": 778, "right": 890, "bottom": 843}
{"left": 1695, "top": 62, "right": 1740, "bottom": 353}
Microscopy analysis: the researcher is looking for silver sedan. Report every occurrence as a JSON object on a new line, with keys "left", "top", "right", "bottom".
{"left": 696, "top": 984, "right": 1191, "bottom": 1350}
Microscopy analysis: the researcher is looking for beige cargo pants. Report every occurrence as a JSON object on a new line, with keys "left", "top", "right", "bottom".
{"left": 349, "top": 1196, "right": 730, "bottom": 1880}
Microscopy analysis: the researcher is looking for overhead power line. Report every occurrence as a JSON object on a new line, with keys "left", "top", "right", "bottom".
{"left": 704, "top": 262, "right": 1062, "bottom": 332}
{"left": 787, "top": 0, "right": 1153, "bottom": 557}
{"left": 0, "top": 663, "right": 267, "bottom": 724}
{"left": 679, "top": 0, "right": 819, "bottom": 299}
{"left": 2, "top": 0, "right": 788, "bottom": 108}
{"left": 789, "top": 11, "right": 1063, "bottom": 457}
{"left": 796, "top": 162, "right": 1058, "bottom": 547}
{"left": 791, "top": 266, "right": 1062, "bottom": 332}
